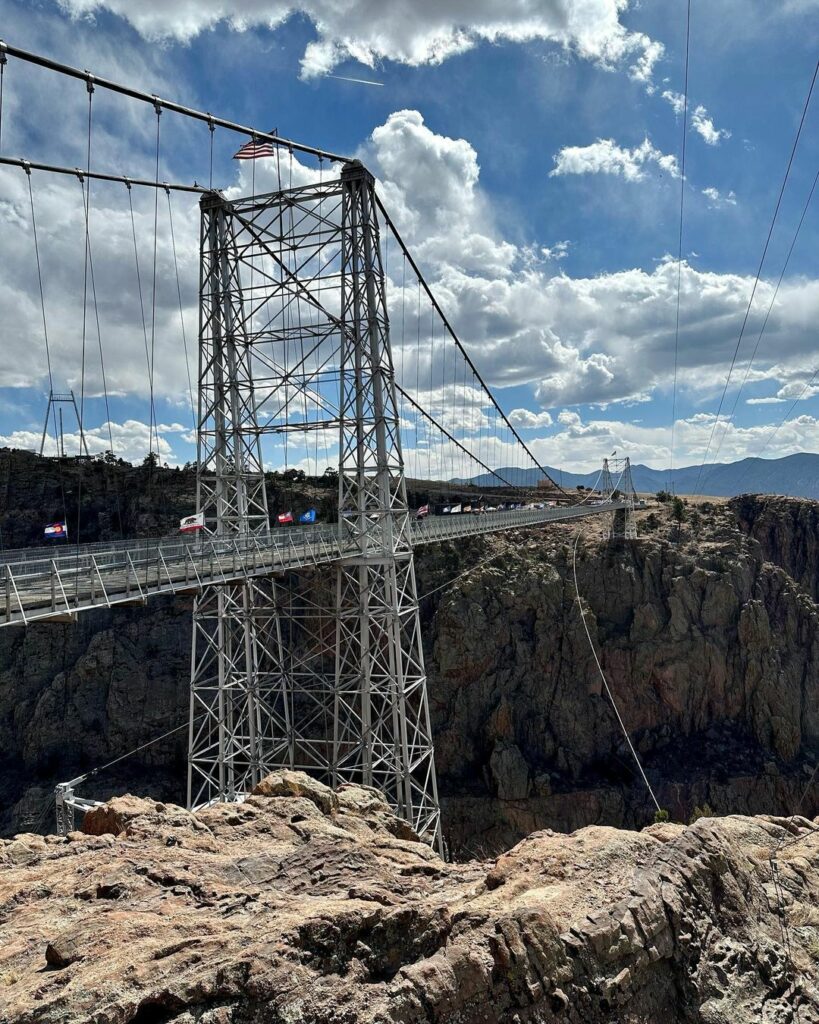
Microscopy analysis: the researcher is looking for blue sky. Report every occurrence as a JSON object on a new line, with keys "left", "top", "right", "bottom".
{"left": 1, "top": 0, "right": 819, "bottom": 473}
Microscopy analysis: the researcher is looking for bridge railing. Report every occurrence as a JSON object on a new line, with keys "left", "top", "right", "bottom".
{"left": 1, "top": 524, "right": 350, "bottom": 625}
{"left": 0, "top": 502, "right": 626, "bottom": 626}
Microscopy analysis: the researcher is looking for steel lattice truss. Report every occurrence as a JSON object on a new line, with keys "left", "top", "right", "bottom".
{"left": 189, "top": 162, "right": 441, "bottom": 846}
{"left": 602, "top": 456, "right": 638, "bottom": 540}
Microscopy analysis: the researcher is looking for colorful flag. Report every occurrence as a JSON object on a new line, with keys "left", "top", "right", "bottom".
{"left": 415, "top": 504, "right": 429, "bottom": 519}
{"left": 44, "top": 521, "right": 68, "bottom": 539}
{"left": 277, "top": 511, "right": 294, "bottom": 525}
{"left": 299, "top": 508, "right": 317, "bottom": 524}
{"left": 233, "top": 131, "right": 278, "bottom": 159}
{"left": 179, "top": 512, "right": 204, "bottom": 533}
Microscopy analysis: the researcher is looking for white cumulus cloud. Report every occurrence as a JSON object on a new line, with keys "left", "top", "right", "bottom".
{"left": 662, "top": 91, "right": 731, "bottom": 146}
{"left": 702, "top": 186, "right": 737, "bottom": 208}
{"left": 661, "top": 88, "right": 686, "bottom": 116}
{"left": 56, "top": 0, "right": 665, "bottom": 83}
{"left": 541, "top": 240, "right": 571, "bottom": 261}
{"left": 508, "top": 409, "right": 554, "bottom": 428}
{"left": 691, "top": 104, "right": 731, "bottom": 146}
{"left": 550, "top": 137, "right": 680, "bottom": 181}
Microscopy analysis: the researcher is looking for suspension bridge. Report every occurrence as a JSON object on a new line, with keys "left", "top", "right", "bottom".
{"left": 0, "top": 42, "right": 640, "bottom": 850}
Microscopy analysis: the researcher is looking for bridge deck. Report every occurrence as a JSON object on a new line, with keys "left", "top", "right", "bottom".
{"left": 0, "top": 503, "right": 626, "bottom": 626}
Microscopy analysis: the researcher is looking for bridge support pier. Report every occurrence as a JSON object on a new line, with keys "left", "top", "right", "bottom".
{"left": 610, "top": 506, "right": 637, "bottom": 540}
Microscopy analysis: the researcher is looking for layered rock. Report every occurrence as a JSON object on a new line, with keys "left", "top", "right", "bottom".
{"left": 1, "top": 772, "right": 818, "bottom": 1023}
{"left": 732, "top": 493, "right": 819, "bottom": 602}
{"left": 433, "top": 504, "right": 819, "bottom": 850}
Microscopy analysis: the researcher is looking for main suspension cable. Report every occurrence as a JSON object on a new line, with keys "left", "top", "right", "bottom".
{"left": 376, "top": 196, "right": 567, "bottom": 496}
{"left": 0, "top": 155, "right": 205, "bottom": 191}
{"left": 692, "top": 57, "right": 819, "bottom": 498}
{"left": 703, "top": 162, "right": 819, "bottom": 484}
{"left": 0, "top": 40, "right": 350, "bottom": 164}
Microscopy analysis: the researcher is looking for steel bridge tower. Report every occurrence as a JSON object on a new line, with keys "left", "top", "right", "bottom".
{"left": 603, "top": 456, "right": 638, "bottom": 540}
{"left": 187, "top": 163, "right": 441, "bottom": 847}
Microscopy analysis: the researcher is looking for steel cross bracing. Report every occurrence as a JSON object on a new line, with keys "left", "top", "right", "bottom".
{"left": 184, "top": 162, "right": 445, "bottom": 844}
{"left": 602, "top": 456, "right": 639, "bottom": 539}
{"left": 332, "top": 163, "right": 439, "bottom": 838}
{"left": 187, "top": 192, "right": 283, "bottom": 809}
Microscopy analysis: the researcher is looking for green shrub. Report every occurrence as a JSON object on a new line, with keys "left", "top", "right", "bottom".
{"left": 689, "top": 802, "right": 717, "bottom": 824}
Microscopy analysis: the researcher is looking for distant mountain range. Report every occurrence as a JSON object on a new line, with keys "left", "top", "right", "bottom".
{"left": 463, "top": 453, "right": 819, "bottom": 499}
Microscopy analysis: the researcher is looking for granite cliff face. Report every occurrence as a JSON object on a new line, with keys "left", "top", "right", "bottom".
{"left": 1, "top": 772, "right": 817, "bottom": 1023}
{"left": 434, "top": 503, "right": 819, "bottom": 850}
{"left": 732, "top": 493, "right": 819, "bottom": 602}
{"left": 1, "top": 449, "right": 819, "bottom": 851}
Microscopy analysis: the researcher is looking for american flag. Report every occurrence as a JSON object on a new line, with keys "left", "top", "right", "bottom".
{"left": 233, "top": 130, "right": 278, "bottom": 160}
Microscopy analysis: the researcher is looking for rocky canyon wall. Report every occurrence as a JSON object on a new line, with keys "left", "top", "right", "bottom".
{"left": 2, "top": 453, "right": 818, "bottom": 852}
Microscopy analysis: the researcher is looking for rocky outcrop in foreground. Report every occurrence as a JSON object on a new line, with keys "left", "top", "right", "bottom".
{"left": 2, "top": 771, "right": 818, "bottom": 1023}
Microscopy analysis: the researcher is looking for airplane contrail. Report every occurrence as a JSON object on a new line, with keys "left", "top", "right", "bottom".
{"left": 326, "top": 74, "right": 384, "bottom": 87}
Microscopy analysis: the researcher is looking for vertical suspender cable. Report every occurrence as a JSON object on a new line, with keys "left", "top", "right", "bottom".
{"left": 166, "top": 188, "right": 196, "bottom": 433}
{"left": 26, "top": 165, "right": 68, "bottom": 526}
{"left": 0, "top": 44, "right": 7, "bottom": 154}
{"left": 669, "top": 0, "right": 691, "bottom": 495}
{"left": 127, "top": 181, "right": 155, "bottom": 439}
{"left": 75, "top": 77, "right": 94, "bottom": 545}
{"left": 316, "top": 155, "right": 324, "bottom": 477}
{"left": 83, "top": 186, "right": 124, "bottom": 536}
{"left": 148, "top": 101, "right": 162, "bottom": 471}
{"left": 26, "top": 168, "right": 54, "bottom": 399}
{"left": 208, "top": 117, "right": 215, "bottom": 190}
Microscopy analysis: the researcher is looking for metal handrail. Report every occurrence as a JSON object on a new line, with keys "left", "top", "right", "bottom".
{"left": 0, "top": 503, "right": 628, "bottom": 627}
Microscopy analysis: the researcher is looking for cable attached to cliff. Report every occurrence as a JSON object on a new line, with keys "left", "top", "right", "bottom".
{"left": 418, "top": 548, "right": 508, "bottom": 602}
{"left": 66, "top": 717, "right": 198, "bottom": 789}
{"left": 766, "top": 756, "right": 819, "bottom": 1015}
{"left": 571, "top": 531, "right": 661, "bottom": 813}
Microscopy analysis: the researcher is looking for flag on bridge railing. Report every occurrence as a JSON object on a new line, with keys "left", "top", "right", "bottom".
{"left": 179, "top": 512, "right": 204, "bottom": 533}
{"left": 277, "top": 510, "right": 294, "bottom": 525}
{"left": 299, "top": 508, "right": 317, "bottom": 524}
{"left": 44, "top": 521, "right": 68, "bottom": 539}
{"left": 415, "top": 504, "right": 429, "bottom": 519}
